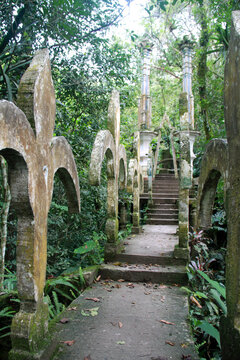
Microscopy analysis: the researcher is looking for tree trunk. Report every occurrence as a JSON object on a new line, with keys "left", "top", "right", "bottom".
{"left": 0, "top": 155, "right": 11, "bottom": 289}
{"left": 197, "top": 1, "right": 211, "bottom": 140}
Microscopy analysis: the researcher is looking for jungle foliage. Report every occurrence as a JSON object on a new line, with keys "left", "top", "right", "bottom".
{"left": 0, "top": 0, "right": 237, "bottom": 357}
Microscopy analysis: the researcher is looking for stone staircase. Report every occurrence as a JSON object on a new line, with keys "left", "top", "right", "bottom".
{"left": 99, "top": 224, "right": 187, "bottom": 285}
{"left": 141, "top": 171, "right": 179, "bottom": 225}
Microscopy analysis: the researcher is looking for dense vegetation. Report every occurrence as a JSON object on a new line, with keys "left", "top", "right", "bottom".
{"left": 1, "top": 0, "right": 240, "bottom": 358}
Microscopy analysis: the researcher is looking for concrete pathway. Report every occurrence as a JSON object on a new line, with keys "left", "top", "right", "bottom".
{"left": 52, "top": 225, "right": 198, "bottom": 360}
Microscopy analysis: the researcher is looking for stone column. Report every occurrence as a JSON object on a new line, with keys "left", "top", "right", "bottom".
{"left": 182, "top": 42, "right": 194, "bottom": 129}
{"left": 131, "top": 132, "right": 142, "bottom": 234}
{"left": 138, "top": 40, "right": 156, "bottom": 177}
{"left": 105, "top": 91, "right": 121, "bottom": 259}
{"left": 174, "top": 41, "right": 199, "bottom": 260}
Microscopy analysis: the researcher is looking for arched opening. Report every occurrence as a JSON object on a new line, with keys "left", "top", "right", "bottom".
{"left": 199, "top": 169, "right": 222, "bottom": 229}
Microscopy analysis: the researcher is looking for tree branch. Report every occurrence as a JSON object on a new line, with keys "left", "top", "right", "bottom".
{"left": 152, "top": 65, "right": 181, "bottom": 80}
{"left": 0, "top": 3, "right": 29, "bottom": 54}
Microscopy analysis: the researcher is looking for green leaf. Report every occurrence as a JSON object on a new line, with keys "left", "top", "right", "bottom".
{"left": 210, "top": 289, "right": 227, "bottom": 315}
{"left": 197, "top": 270, "right": 226, "bottom": 298}
{"left": 89, "top": 307, "right": 99, "bottom": 316}
{"left": 74, "top": 240, "right": 97, "bottom": 254}
{"left": 81, "top": 309, "right": 90, "bottom": 317}
{"left": 117, "top": 341, "right": 125, "bottom": 345}
{"left": 197, "top": 321, "right": 221, "bottom": 347}
{"left": 81, "top": 307, "right": 99, "bottom": 317}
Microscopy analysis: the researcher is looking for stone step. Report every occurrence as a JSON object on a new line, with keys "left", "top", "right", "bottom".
{"left": 99, "top": 263, "right": 187, "bottom": 285}
{"left": 146, "top": 218, "right": 178, "bottom": 225}
{"left": 140, "top": 197, "right": 178, "bottom": 204}
{"left": 145, "top": 181, "right": 179, "bottom": 186}
{"left": 147, "top": 213, "right": 178, "bottom": 219}
{"left": 149, "top": 203, "right": 178, "bottom": 209}
{"left": 144, "top": 186, "right": 179, "bottom": 191}
{"left": 154, "top": 178, "right": 178, "bottom": 182}
{"left": 148, "top": 208, "right": 178, "bottom": 213}
{"left": 113, "top": 253, "right": 186, "bottom": 266}
{"left": 141, "top": 193, "right": 179, "bottom": 199}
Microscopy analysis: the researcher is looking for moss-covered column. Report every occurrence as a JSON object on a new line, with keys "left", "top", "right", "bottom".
{"left": 132, "top": 170, "right": 140, "bottom": 234}
{"left": 129, "top": 132, "right": 142, "bottom": 234}
{"left": 220, "top": 11, "right": 240, "bottom": 359}
{"left": 104, "top": 174, "right": 119, "bottom": 259}
{"left": 119, "top": 201, "right": 128, "bottom": 230}
{"left": 104, "top": 91, "right": 121, "bottom": 260}
{"left": 174, "top": 93, "right": 191, "bottom": 260}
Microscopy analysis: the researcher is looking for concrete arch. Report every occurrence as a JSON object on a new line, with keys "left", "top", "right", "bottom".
{"left": 89, "top": 130, "right": 116, "bottom": 185}
{"left": 196, "top": 139, "right": 228, "bottom": 229}
{"left": 51, "top": 136, "right": 80, "bottom": 213}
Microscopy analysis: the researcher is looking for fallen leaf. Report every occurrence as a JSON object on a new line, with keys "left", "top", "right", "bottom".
{"left": 181, "top": 343, "right": 189, "bottom": 348}
{"left": 61, "top": 340, "right": 75, "bottom": 346}
{"left": 144, "top": 291, "right": 151, "bottom": 295}
{"left": 85, "top": 297, "right": 100, "bottom": 302}
{"left": 115, "top": 284, "right": 121, "bottom": 289}
{"left": 113, "top": 262, "right": 122, "bottom": 266}
{"left": 59, "top": 318, "right": 69, "bottom": 324}
{"left": 159, "top": 285, "right": 167, "bottom": 289}
{"left": 190, "top": 295, "right": 202, "bottom": 309}
{"left": 117, "top": 279, "right": 125, "bottom": 282}
{"left": 104, "top": 287, "right": 112, "bottom": 292}
{"left": 67, "top": 307, "right": 77, "bottom": 311}
{"left": 144, "top": 282, "right": 152, "bottom": 288}
{"left": 118, "top": 321, "right": 123, "bottom": 328}
{"left": 110, "top": 322, "right": 117, "bottom": 326}
{"left": 88, "top": 307, "right": 99, "bottom": 316}
{"left": 159, "top": 320, "right": 175, "bottom": 325}
{"left": 126, "top": 283, "right": 135, "bottom": 288}
{"left": 131, "top": 301, "right": 136, "bottom": 305}
{"left": 81, "top": 310, "right": 90, "bottom": 317}
{"left": 165, "top": 341, "right": 175, "bottom": 346}
{"left": 84, "top": 355, "right": 92, "bottom": 360}
{"left": 117, "top": 341, "right": 125, "bottom": 345}
{"left": 96, "top": 275, "right": 101, "bottom": 282}
{"left": 81, "top": 307, "right": 99, "bottom": 317}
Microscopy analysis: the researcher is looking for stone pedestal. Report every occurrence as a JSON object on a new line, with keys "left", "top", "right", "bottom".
{"left": 140, "top": 130, "right": 156, "bottom": 177}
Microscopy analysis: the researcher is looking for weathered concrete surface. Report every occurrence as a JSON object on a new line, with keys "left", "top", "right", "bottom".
{"left": 0, "top": 49, "right": 80, "bottom": 359}
{"left": 119, "top": 225, "right": 179, "bottom": 257}
{"left": 99, "top": 263, "right": 187, "bottom": 284}
{"left": 127, "top": 158, "right": 141, "bottom": 234}
{"left": 54, "top": 282, "right": 198, "bottom": 360}
{"left": 115, "top": 225, "right": 184, "bottom": 265}
{"left": 101, "top": 225, "right": 187, "bottom": 284}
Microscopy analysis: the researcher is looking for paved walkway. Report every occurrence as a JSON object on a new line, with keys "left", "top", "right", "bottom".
{"left": 52, "top": 226, "right": 198, "bottom": 360}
